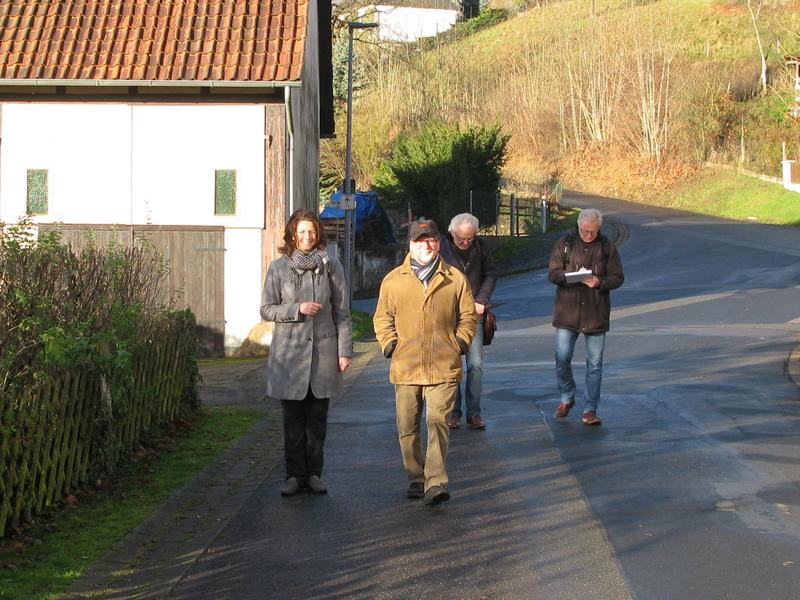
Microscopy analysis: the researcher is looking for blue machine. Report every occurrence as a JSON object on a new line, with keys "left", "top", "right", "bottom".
{"left": 320, "top": 191, "right": 396, "bottom": 243}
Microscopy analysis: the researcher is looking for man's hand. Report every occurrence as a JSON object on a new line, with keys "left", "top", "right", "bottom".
{"left": 582, "top": 276, "right": 600, "bottom": 288}
{"left": 338, "top": 356, "right": 352, "bottom": 372}
{"left": 299, "top": 301, "right": 324, "bottom": 316}
{"left": 475, "top": 302, "right": 486, "bottom": 316}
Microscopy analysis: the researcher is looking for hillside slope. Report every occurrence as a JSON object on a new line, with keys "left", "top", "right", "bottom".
{"left": 324, "top": 0, "right": 800, "bottom": 223}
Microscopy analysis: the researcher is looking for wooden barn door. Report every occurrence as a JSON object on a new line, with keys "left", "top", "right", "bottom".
{"left": 134, "top": 227, "right": 225, "bottom": 356}
{"left": 39, "top": 224, "right": 226, "bottom": 357}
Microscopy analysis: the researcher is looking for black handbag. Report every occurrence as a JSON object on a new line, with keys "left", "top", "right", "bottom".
{"left": 483, "top": 309, "right": 497, "bottom": 346}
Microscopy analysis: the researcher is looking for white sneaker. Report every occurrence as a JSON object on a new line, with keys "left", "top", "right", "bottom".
{"left": 308, "top": 475, "right": 328, "bottom": 494}
{"left": 280, "top": 477, "right": 301, "bottom": 496}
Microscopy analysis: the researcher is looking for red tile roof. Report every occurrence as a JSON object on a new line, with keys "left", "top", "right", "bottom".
{"left": 0, "top": 0, "right": 308, "bottom": 83}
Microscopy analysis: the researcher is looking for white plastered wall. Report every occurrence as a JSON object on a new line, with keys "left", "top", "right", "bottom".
{"left": 0, "top": 103, "right": 133, "bottom": 223}
{"left": 224, "top": 227, "right": 264, "bottom": 351}
{"left": 0, "top": 102, "right": 267, "bottom": 349}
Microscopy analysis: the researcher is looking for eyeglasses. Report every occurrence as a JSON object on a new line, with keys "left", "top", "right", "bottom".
{"left": 453, "top": 233, "right": 475, "bottom": 244}
{"left": 579, "top": 226, "right": 599, "bottom": 237}
{"left": 412, "top": 237, "right": 440, "bottom": 246}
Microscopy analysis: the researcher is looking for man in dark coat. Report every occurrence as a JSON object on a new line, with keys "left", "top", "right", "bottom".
{"left": 439, "top": 213, "right": 497, "bottom": 430}
{"left": 547, "top": 208, "right": 624, "bottom": 426}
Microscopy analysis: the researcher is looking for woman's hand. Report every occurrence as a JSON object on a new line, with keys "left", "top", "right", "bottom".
{"left": 299, "top": 301, "right": 324, "bottom": 316}
{"left": 338, "top": 357, "right": 352, "bottom": 372}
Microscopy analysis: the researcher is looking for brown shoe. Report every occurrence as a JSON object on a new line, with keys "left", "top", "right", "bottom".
{"left": 555, "top": 400, "right": 575, "bottom": 419}
{"left": 582, "top": 411, "right": 602, "bottom": 426}
{"left": 447, "top": 414, "right": 460, "bottom": 429}
{"left": 424, "top": 485, "right": 450, "bottom": 505}
{"left": 467, "top": 415, "right": 486, "bottom": 430}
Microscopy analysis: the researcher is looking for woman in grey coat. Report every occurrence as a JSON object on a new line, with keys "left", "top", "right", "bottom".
{"left": 260, "top": 209, "right": 353, "bottom": 497}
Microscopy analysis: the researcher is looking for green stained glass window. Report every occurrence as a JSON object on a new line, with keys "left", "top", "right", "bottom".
{"left": 27, "top": 169, "right": 48, "bottom": 214}
{"left": 215, "top": 170, "right": 236, "bottom": 215}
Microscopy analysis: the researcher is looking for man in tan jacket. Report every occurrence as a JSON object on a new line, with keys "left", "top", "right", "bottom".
{"left": 373, "top": 219, "right": 477, "bottom": 505}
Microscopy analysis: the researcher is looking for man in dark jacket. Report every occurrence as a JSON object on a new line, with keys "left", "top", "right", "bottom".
{"left": 547, "top": 208, "right": 624, "bottom": 426}
{"left": 439, "top": 213, "right": 497, "bottom": 430}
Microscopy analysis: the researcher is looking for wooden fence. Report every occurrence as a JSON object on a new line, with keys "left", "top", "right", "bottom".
{"left": 0, "top": 315, "right": 198, "bottom": 538}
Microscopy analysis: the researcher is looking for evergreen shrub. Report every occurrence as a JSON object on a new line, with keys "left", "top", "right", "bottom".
{"left": 374, "top": 121, "right": 509, "bottom": 230}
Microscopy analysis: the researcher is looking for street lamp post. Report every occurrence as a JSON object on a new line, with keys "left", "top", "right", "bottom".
{"left": 343, "top": 21, "right": 377, "bottom": 307}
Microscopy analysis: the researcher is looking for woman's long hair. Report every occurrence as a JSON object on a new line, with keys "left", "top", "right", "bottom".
{"left": 278, "top": 209, "right": 327, "bottom": 255}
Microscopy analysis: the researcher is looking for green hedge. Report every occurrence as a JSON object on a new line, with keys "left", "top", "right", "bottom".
{"left": 0, "top": 221, "right": 200, "bottom": 537}
{"left": 416, "top": 9, "right": 509, "bottom": 50}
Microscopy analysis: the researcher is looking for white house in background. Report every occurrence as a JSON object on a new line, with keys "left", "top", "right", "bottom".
{"left": 783, "top": 159, "right": 800, "bottom": 193}
{"left": 0, "top": 0, "right": 335, "bottom": 356}
{"left": 782, "top": 58, "right": 800, "bottom": 193}
{"left": 356, "top": 0, "right": 460, "bottom": 42}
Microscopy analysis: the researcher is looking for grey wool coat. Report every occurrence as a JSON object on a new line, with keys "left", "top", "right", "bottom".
{"left": 260, "top": 254, "right": 353, "bottom": 401}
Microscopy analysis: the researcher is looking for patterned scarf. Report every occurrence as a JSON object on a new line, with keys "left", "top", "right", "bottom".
{"left": 410, "top": 255, "right": 440, "bottom": 289}
{"left": 287, "top": 248, "right": 329, "bottom": 288}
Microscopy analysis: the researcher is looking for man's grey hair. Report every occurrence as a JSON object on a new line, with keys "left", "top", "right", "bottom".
{"left": 448, "top": 213, "right": 479, "bottom": 233}
{"left": 578, "top": 208, "right": 603, "bottom": 227}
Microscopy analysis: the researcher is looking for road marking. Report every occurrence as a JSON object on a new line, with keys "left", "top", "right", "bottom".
{"left": 501, "top": 291, "right": 737, "bottom": 337}
{"left": 610, "top": 291, "right": 735, "bottom": 320}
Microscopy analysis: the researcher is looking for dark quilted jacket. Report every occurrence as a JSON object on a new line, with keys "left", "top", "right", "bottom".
{"left": 547, "top": 229, "right": 624, "bottom": 333}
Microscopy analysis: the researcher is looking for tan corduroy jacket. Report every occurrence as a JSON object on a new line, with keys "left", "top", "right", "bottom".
{"left": 373, "top": 254, "right": 477, "bottom": 385}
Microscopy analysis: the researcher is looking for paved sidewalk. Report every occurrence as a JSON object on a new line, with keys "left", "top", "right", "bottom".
{"left": 59, "top": 227, "right": 575, "bottom": 599}
{"left": 61, "top": 342, "right": 380, "bottom": 599}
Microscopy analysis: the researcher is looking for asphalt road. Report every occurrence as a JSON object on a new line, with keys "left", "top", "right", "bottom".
{"left": 171, "top": 193, "right": 800, "bottom": 599}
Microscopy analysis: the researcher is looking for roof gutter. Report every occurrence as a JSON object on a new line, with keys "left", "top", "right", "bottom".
{"left": 285, "top": 86, "right": 295, "bottom": 214}
{"left": 0, "top": 79, "right": 301, "bottom": 88}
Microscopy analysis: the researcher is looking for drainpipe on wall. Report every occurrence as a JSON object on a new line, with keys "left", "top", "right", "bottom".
{"left": 284, "top": 86, "right": 295, "bottom": 215}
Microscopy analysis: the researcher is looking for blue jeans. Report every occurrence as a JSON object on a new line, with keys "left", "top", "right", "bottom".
{"left": 555, "top": 327, "right": 605, "bottom": 414}
{"left": 454, "top": 315, "right": 484, "bottom": 418}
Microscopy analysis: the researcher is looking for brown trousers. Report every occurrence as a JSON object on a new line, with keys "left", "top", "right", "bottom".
{"left": 394, "top": 382, "right": 458, "bottom": 491}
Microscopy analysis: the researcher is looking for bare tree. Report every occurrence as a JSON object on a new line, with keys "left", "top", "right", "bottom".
{"left": 628, "top": 35, "right": 674, "bottom": 164}
{"left": 557, "top": 21, "right": 625, "bottom": 148}
{"left": 746, "top": 0, "right": 768, "bottom": 96}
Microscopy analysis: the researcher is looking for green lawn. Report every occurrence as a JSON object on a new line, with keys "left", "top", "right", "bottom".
{"left": 351, "top": 309, "right": 374, "bottom": 341}
{"left": 655, "top": 170, "right": 800, "bottom": 225}
{"left": 0, "top": 406, "right": 264, "bottom": 600}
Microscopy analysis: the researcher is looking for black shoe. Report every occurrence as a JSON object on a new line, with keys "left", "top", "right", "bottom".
{"left": 424, "top": 485, "right": 450, "bottom": 505}
{"left": 407, "top": 481, "right": 425, "bottom": 499}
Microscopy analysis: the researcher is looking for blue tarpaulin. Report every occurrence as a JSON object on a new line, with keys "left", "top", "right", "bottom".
{"left": 320, "top": 191, "right": 396, "bottom": 243}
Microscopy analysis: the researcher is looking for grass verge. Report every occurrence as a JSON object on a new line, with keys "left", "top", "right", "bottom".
{"left": 654, "top": 169, "right": 800, "bottom": 225}
{"left": 0, "top": 406, "right": 264, "bottom": 600}
{"left": 351, "top": 309, "right": 374, "bottom": 341}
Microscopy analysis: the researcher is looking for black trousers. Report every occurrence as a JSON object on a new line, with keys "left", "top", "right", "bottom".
{"left": 281, "top": 388, "right": 329, "bottom": 482}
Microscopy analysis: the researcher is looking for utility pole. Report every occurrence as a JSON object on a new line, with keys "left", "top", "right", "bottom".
{"left": 343, "top": 21, "right": 378, "bottom": 307}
